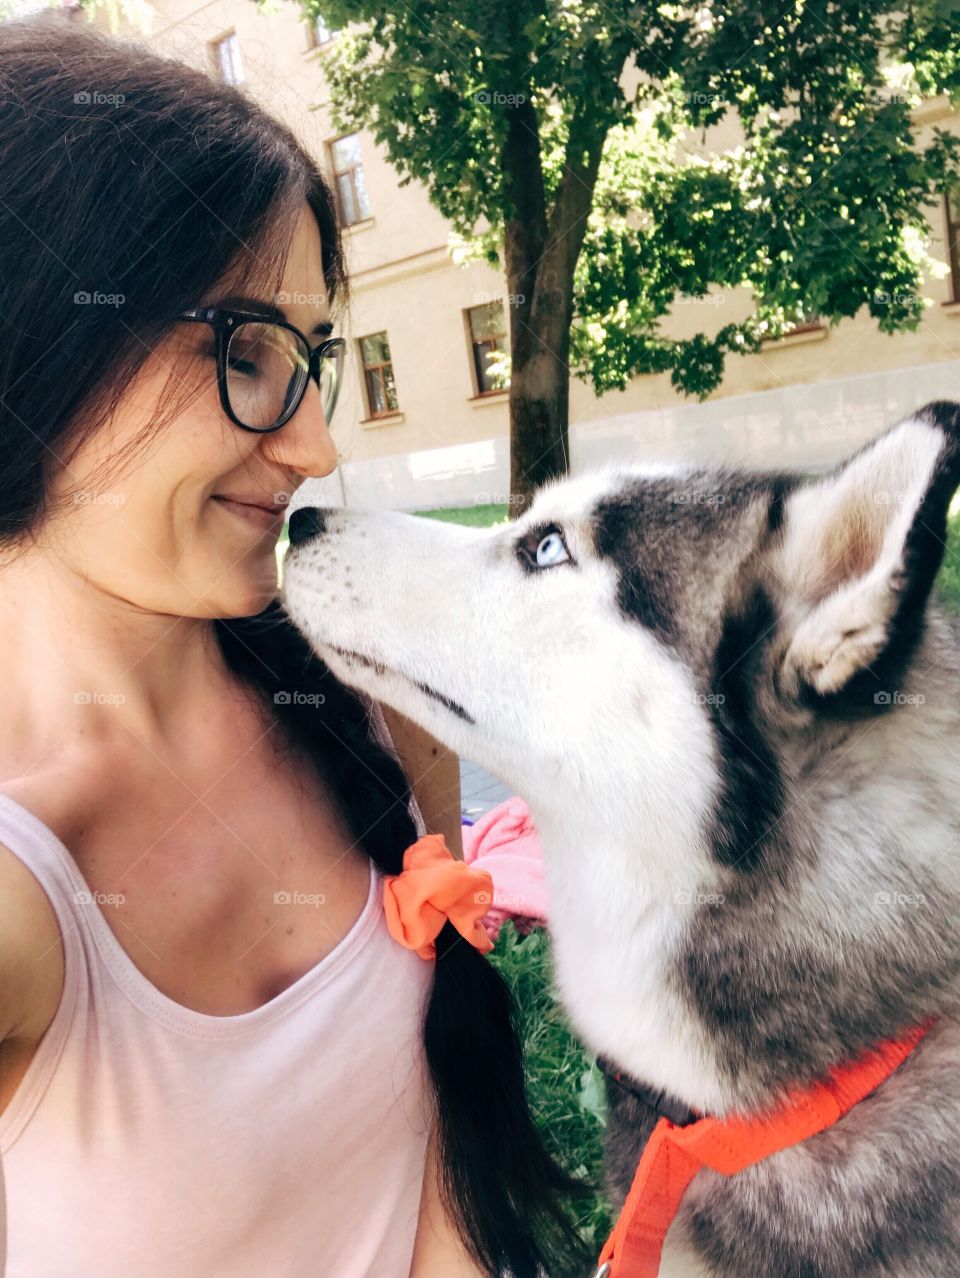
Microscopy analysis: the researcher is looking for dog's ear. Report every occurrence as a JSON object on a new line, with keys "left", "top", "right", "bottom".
{"left": 773, "top": 401, "right": 960, "bottom": 701}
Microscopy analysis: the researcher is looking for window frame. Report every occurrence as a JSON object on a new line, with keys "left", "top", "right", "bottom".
{"left": 358, "top": 331, "right": 399, "bottom": 419}
{"left": 946, "top": 189, "right": 960, "bottom": 304}
{"left": 329, "top": 133, "right": 371, "bottom": 228}
{"left": 307, "top": 12, "right": 340, "bottom": 49}
{"left": 782, "top": 314, "right": 823, "bottom": 337}
{"left": 465, "top": 300, "right": 510, "bottom": 396}
{"left": 211, "top": 31, "right": 244, "bottom": 85}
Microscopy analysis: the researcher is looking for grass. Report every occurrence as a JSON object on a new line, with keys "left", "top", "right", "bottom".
{"left": 489, "top": 923, "right": 612, "bottom": 1258}
{"left": 418, "top": 499, "right": 613, "bottom": 1253}
{"left": 414, "top": 496, "right": 960, "bottom": 601}
{"left": 275, "top": 527, "right": 289, "bottom": 579}
{"left": 935, "top": 504, "right": 960, "bottom": 612}
{"left": 416, "top": 502, "right": 510, "bottom": 527}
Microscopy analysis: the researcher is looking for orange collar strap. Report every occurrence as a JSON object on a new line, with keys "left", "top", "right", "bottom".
{"left": 595, "top": 1018, "right": 936, "bottom": 1278}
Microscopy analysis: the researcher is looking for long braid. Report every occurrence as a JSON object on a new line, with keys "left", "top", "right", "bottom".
{"left": 215, "top": 600, "right": 590, "bottom": 1277}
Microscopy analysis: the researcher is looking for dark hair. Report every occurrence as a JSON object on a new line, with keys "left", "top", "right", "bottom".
{"left": 0, "top": 14, "right": 588, "bottom": 1274}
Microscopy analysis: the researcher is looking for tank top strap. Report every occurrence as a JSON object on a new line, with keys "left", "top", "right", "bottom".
{"left": 0, "top": 793, "right": 98, "bottom": 946}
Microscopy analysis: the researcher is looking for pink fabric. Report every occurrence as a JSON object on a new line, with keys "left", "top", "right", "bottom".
{"left": 462, "top": 797, "right": 549, "bottom": 939}
{"left": 0, "top": 792, "right": 434, "bottom": 1278}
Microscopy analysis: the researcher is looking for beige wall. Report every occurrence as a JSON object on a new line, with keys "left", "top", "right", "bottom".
{"left": 110, "top": 0, "right": 960, "bottom": 507}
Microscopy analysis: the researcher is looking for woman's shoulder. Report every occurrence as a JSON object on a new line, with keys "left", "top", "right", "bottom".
{"left": 0, "top": 837, "right": 63, "bottom": 1047}
{"left": 0, "top": 764, "right": 92, "bottom": 1048}
{"left": 0, "top": 758, "right": 104, "bottom": 859}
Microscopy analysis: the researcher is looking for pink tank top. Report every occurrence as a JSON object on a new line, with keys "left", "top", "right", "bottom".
{"left": 0, "top": 734, "right": 436, "bottom": 1277}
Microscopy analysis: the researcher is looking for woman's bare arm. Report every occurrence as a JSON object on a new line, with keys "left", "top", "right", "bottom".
{"left": 0, "top": 847, "right": 66, "bottom": 1278}
{"left": 0, "top": 1144, "right": 5, "bottom": 1278}
{"left": 380, "top": 708, "right": 463, "bottom": 859}
{"left": 409, "top": 1124, "right": 487, "bottom": 1277}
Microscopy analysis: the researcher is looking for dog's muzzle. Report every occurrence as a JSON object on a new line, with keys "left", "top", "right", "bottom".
{"left": 287, "top": 505, "right": 326, "bottom": 547}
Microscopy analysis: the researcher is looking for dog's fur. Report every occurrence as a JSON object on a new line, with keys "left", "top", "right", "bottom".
{"left": 282, "top": 401, "right": 960, "bottom": 1277}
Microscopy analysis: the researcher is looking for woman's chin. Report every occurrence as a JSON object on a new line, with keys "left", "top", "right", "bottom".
{"left": 201, "top": 563, "right": 282, "bottom": 620}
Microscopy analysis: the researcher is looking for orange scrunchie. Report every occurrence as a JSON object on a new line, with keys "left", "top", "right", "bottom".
{"left": 383, "top": 833, "right": 495, "bottom": 960}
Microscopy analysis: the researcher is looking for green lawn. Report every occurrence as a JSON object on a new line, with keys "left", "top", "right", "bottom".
{"left": 489, "top": 924, "right": 612, "bottom": 1259}
{"left": 936, "top": 502, "right": 960, "bottom": 612}
{"left": 416, "top": 502, "right": 510, "bottom": 527}
{"left": 413, "top": 499, "right": 960, "bottom": 611}
{"left": 418, "top": 501, "right": 611, "bottom": 1253}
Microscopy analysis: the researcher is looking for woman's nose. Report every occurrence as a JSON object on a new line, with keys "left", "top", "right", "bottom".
{"left": 260, "top": 382, "right": 338, "bottom": 478}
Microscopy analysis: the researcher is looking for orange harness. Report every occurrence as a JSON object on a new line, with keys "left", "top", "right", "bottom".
{"left": 594, "top": 1018, "right": 935, "bottom": 1278}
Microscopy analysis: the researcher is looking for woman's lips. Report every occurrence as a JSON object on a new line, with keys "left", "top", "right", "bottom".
{"left": 212, "top": 494, "right": 285, "bottom": 531}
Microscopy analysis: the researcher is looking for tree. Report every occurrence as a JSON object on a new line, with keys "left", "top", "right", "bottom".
{"left": 292, "top": 0, "right": 960, "bottom": 509}
{"left": 1, "top": 0, "right": 155, "bottom": 32}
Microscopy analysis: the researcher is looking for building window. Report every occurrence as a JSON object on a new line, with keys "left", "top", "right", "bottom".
{"left": 212, "top": 33, "right": 244, "bottom": 84}
{"left": 359, "top": 332, "right": 398, "bottom": 417}
{"left": 783, "top": 313, "right": 822, "bottom": 336}
{"left": 330, "top": 134, "right": 371, "bottom": 226}
{"left": 466, "top": 301, "right": 510, "bottom": 394}
{"left": 308, "top": 13, "right": 340, "bottom": 47}
{"left": 946, "top": 189, "right": 960, "bottom": 303}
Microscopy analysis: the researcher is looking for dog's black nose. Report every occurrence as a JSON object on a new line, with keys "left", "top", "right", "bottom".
{"left": 287, "top": 506, "right": 326, "bottom": 547}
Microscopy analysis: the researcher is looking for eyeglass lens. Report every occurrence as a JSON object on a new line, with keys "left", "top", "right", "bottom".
{"left": 225, "top": 322, "right": 341, "bottom": 429}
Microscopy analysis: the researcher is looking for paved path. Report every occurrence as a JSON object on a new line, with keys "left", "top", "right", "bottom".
{"left": 459, "top": 757, "right": 512, "bottom": 819}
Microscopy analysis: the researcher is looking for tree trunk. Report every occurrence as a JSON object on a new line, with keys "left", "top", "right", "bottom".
{"left": 502, "top": 107, "right": 607, "bottom": 515}
{"left": 507, "top": 297, "right": 571, "bottom": 510}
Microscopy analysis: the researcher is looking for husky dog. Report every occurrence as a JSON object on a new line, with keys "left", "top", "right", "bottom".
{"left": 282, "top": 402, "right": 960, "bottom": 1277}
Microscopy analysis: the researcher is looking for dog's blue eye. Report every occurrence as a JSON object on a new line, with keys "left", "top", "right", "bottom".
{"left": 535, "top": 531, "right": 569, "bottom": 568}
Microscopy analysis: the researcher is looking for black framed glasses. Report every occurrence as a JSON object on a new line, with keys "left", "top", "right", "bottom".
{"left": 178, "top": 306, "right": 346, "bottom": 433}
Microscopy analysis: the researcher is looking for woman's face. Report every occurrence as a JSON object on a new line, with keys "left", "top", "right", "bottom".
{"left": 39, "top": 205, "right": 338, "bottom": 620}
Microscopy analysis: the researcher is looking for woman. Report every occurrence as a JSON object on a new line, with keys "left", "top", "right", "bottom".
{"left": 0, "top": 14, "right": 584, "bottom": 1277}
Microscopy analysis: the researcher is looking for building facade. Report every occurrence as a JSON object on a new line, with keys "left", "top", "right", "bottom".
{"left": 103, "top": 0, "right": 960, "bottom": 508}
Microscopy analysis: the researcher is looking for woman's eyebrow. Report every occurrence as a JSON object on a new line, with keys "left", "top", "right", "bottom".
{"left": 215, "top": 294, "right": 333, "bottom": 337}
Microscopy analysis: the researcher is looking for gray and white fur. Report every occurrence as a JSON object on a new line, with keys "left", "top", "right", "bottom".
{"left": 282, "top": 401, "right": 960, "bottom": 1277}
